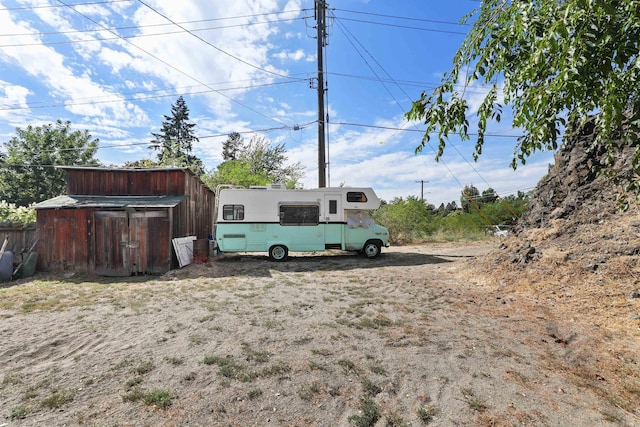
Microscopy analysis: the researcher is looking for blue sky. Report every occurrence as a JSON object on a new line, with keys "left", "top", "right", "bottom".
{"left": 0, "top": 0, "right": 554, "bottom": 206}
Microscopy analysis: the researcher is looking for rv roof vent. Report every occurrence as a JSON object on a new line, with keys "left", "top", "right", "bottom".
{"left": 267, "top": 183, "right": 284, "bottom": 190}
{"left": 249, "top": 186, "right": 267, "bottom": 189}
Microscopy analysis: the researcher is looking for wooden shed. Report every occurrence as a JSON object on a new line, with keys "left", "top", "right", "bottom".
{"left": 33, "top": 167, "right": 215, "bottom": 276}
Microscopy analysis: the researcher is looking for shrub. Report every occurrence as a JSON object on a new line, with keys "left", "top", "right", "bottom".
{"left": 0, "top": 201, "right": 36, "bottom": 226}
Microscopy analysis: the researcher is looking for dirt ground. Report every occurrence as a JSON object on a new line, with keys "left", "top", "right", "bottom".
{"left": 1, "top": 241, "right": 639, "bottom": 427}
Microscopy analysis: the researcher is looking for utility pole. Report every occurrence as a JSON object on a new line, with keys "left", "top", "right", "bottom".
{"left": 315, "top": 0, "right": 327, "bottom": 187}
{"left": 416, "top": 180, "right": 428, "bottom": 202}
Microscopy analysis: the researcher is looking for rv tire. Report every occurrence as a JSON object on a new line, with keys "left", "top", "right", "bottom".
{"left": 363, "top": 240, "right": 381, "bottom": 259}
{"left": 269, "top": 245, "right": 288, "bottom": 261}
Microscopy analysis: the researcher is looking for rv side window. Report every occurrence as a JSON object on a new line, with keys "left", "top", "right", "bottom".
{"left": 280, "top": 205, "right": 319, "bottom": 226}
{"left": 223, "top": 204, "right": 244, "bottom": 220}
{"left": 347, "top": 192, "right": 368, "bottom": 203}
{"left": 329, "top": 200, "right": 337, "bottom": 214}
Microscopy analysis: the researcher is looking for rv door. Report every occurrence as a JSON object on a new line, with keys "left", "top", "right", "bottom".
{"left": 323, "top": 194, "right": 342, "bottom": 222}
{"left": 324, "top": 193, "right": 342, "bottom": 245}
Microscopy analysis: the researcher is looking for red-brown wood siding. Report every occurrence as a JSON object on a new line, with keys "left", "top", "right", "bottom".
{"left": 37, "top": 207, "right": 177, "bottom": 274}
{"left": 94, "top": 211, "right": 129, "bottom": 276}
{"left": 36, "top": 209, "right": 91, "bottom": 272}
{"left": 66, "top": 169, "right": 188, "bottom": 196}
{"left": 93, "top": 210, "right": 172, "bottom": 275}
{"left": 143, "top": 211, "right": 172, "bottom": 273}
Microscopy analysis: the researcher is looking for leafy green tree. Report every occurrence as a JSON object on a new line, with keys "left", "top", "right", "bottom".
{"left": 206, "top": 134, "right": 304, "bottom": 189}
{"left": 203, "top": 160, "right": 269, "bottom": 189}
{"left": 0, "top": 120, "right": 100, "bottom": 206}
{"left": 240, "top": 136, "right": 303, "bottom": 185}
{"left": 0, "top": 201, "right": 36, "bottom": 225}
{"left": 481, "top": 188, "right": 498, "bottom": 205}
{"left": 150, "top": 96, "right": 204, "bottom": 175}
{"left": 460, "top": 184, "right": 480, "bottom": 213}
{"left": 371, "top": 196, "right": 437, "bottom": 244}
{"left": 406, "top": 0, "right": 640, "bottom": 172}
{"left": 123, "top": 159, "right": 160, "bottom": 168}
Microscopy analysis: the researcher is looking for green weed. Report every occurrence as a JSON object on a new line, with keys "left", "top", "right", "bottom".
{"left": 132, "top": 361, "right": 154, "bottom": 375}
{"left": 417, "top": 404, "right": 439, "bottom": 424}
{"left": 41, "top": 389, "right": 74, "bottom": 409}
{"left": 461, "top": 387, "right": 487, "bottom": 412}
{"left": 348, "top": 395, "right": 380, "bottom": 427}
{"left": 143, "top": 389, "right": 172, "bottom": 408}
{"left": 10, "top": 405, "right": 27, "bottom": 420}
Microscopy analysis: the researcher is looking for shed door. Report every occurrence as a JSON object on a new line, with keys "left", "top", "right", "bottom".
{"left": 94, "top": 212, "right": 128, "bottom": 276}
{"left": 94, "top": 210, "right": 169, "bottom": 276}
{"left": 130, "top": 211, "right": 170, "bottom": 274}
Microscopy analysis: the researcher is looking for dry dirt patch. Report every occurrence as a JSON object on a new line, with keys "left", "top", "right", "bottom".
{"left": 0, "top": 242, "right": 638, "bottom": 426}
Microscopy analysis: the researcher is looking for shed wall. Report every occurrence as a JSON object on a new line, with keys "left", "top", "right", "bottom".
{"left": 36, "top": 209, "right": 91, "bottom": 272}
{"left": 36, "top": 207, "right": 176, "bottom": 274}
{"left": 65, "top": 169, "right": 187, "bottom": 196}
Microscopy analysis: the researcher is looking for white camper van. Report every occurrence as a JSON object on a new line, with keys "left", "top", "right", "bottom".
{"left": 214, "top": 185, "right": 390, "bottom": 261}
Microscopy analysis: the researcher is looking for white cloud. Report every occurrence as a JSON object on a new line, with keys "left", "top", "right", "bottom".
{"left": 0, "top": 80, "right": 31, "bottom": 107}
{"left": 0, "top": 4, "right": 150, "bottom": 129}
{"left": 124, "top": 0, "right": 293, "bottom": 119}
{"left": 0, "top": 81, "right": 32, "bottom": 123}
{"left": 273, "top": 48, "right": 312, "bottom": 62}
{"left": 99, "top": 47, "right": 133, "bottom": 74}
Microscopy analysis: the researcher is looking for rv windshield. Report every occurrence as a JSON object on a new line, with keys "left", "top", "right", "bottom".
{"left": 346, "top": 210, "right": 376, "bottom": 228}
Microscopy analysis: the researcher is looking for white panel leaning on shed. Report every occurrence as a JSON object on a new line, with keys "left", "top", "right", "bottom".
{"left": 214, "top": 185, "right": 390, "bottom": 261}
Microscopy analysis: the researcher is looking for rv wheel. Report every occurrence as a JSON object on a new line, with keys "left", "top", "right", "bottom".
{"left": 269, "top": 245, "right": 288, "bottom": 261}
{"left": 363, "top": 241, "right": 381, "bottom": 259}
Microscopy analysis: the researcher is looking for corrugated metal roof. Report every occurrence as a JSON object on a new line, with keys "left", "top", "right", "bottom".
{"left": 34, "top": 195, "right": 186, "bottom": 210}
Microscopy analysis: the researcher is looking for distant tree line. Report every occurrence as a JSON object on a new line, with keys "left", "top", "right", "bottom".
{"left": 372, "top": 186, "right": 529, "bottom": 244}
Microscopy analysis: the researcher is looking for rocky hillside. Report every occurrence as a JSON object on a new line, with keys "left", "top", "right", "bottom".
{"left": 478, "top": 122, "right": 640, "bottom": 332}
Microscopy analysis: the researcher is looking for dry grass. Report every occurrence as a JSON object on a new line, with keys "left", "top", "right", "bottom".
{"left": 1, "top": 242, "right": 638, "bottom": 426}
{"left": 465, "top": 210, "right": 640, "bottom": 422}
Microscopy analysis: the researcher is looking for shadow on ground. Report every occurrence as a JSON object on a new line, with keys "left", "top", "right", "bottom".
{"left": 4, "top": 249, "right": 477, "bottom": 284}
{"left": 163, "top": 250, "right": 461, "bottom": 279}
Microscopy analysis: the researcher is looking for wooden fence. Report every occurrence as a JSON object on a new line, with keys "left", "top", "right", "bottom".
{"left": 0, "top": 225, "right": 37, "bottom": 253}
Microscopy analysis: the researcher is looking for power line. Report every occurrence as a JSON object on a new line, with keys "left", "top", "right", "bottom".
{"left": 0, "top": 17, "right": 304, "bottom": 46}
{"left": 0, "top": 0, "right": 133, "bottom": 11}
{"left": 332, "top": 7, "right": 522, "bottom": 208}
{"left": 0, "top": 79, "right": 305, "bottom": 111}
{"left": 135, "top": 0, "right": 301, "bottom": 81}
{"left": 333, "top": 16, "right": 468, "bottom": 35}
{"left": 330, "top": 121, "right": 522, "bottom": 139}
{"left": 333, "top": 8, "right": 472, "bottom": 27}
{"left": 326, "top": 71, "right": 492, "bottom": 95}
{"left": 0, "top": 71, "right": 484, "bottom": 115}
{"left": 55, "top": 0, "right": 291, "bottom": 127}
{"left": 0, "top": 121, "right": 318, "bottom": 165}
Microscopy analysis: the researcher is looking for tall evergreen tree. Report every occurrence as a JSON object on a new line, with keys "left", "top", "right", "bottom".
{"left": 222, "top": 132, "right": 243, "bottom": 161}
{"left": 150, "top": 96, "right": 204, "bottom": 175}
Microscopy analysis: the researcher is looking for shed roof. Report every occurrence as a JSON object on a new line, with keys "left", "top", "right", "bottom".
{"left": 58, "top": 166, "right": 192, "bottom": 173}
{"left": 34, "top": 195, "right": 185, "bottom": 210}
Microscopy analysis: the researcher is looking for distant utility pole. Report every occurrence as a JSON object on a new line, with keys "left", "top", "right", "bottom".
{"left": 315, "top": 0, "right": 327, "bottom": 188}
{"left": 416, "top": 180, "right": 428, "bottom": 201}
